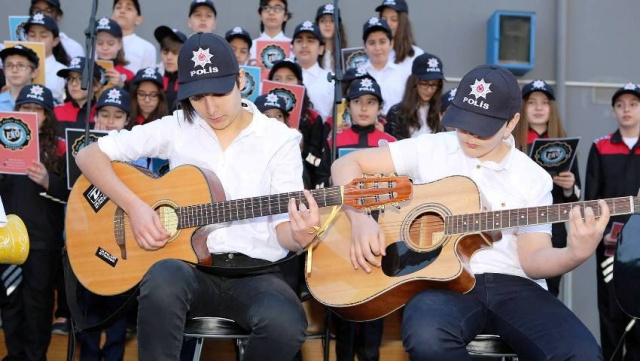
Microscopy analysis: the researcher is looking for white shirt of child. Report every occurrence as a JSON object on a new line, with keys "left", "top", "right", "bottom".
{"left": 388, "top": 131, "right": 553, "bottom": 288}
{"left": 389, "top": 44, "right": 424, "bottom": 76}
{"left": 59, "top": 32, "right": 85, "bottom": 59}
{"left": 364, "top": 59, "right": 410, "bottom": 116}
{"left": 45, "top": 55, "right": 66, "bottom": 104}
{"left": 122, "top": 33, "right": 157, "bottom": 74}
{"left": 98, "top": 100, "right": 303, "bottom": 262}
{"left": 302, "top": 63, "right": 334, "bottom": 120}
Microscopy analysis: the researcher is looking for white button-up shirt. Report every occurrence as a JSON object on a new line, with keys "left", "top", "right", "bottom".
{"left": 364, "top": 59, "right": 410, "bottom": 116}
{"left": 302, "top": 63, "right": 334, "bottom": 120}
{"left": 123, "top": 33, "right": 157, "bottom": 74}
{"left": 389, "top": 132, "right": 553, "bottom": 288}
{"left": 98, "top": 100, "right": 304, "bottom": 261}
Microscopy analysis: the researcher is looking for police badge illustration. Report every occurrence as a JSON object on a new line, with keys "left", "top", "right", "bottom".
{"left": 0, "top": 112, "right": 39, "bottom": 175}
{"left": 0, "top": 117, "right": 32, "bottom": 150}
{"left": 260, "top": 44, "right": 287, "bottom": 70}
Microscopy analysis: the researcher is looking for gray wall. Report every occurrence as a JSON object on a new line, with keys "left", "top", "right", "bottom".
{"left": 4, "top": 0, "right": 640, "bottom": 342}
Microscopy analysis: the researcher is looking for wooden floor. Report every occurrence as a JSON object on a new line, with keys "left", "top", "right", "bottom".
{"left": 0, "top": 300, "right": 410, "bottom": 360}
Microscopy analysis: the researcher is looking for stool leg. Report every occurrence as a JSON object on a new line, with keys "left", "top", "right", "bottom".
{"left": 323, "top": 309, "right": 331, "bottom": 361}
{"left": 192, "top": 338, "right": 204, "bottom": 361}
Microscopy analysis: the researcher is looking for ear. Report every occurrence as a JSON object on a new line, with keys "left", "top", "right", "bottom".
{"left": 237, "top": 69, "right": 247, "bottom": 91}
{"left": 135, "top": 15, "right": 143, "bottom": 26}
{"left": 31, "top": 67, "right": 41, "bottom": 81}
{"left": 53, "top": 36, "right": 60, "bottom": 48}
{"left": 504, "top": 113, "right": 521, "bottom": 139}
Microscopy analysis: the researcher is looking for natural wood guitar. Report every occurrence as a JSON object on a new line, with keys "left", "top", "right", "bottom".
{"left": 65, "top": 162, "right": 411, "bottom": 296}
{"left": 307, "top": 175, "right": 624, "bottom": 322}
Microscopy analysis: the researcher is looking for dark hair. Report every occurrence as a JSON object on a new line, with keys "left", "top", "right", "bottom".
{"left": 14, "top": 103, "right": 62, "bottom": 174}
{"left": 395, "top": 75, "right": 443, "bottom": 138}
{"left": 258, "top": 0, "right": 292, "bottom": 33}
{"left": 385, "top": 11, "right": 416, "bottom": 64}
{"left": 53, "top": 40, "right": 70, "bottom": 66}
{"left": 130, "top": 81, "right": 169, "bottom": 125}
{"left": 160, "top": 37, "right": 183, "bottom": 53}
{"left": 179, "top": 74, "right": 242, "bottom": 124}
{"left": 315, "top": 15, "right": 348, "bottom": 70}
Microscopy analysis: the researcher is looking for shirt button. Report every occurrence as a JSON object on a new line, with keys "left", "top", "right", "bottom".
{"left": 501, "top": 203, "right": 506, "bottom": 207}
{"left": 228, "top": 253, "right": 234, "bottom": 259}
{"left": 476, "top": 165, "right": 481, "bottom": 169}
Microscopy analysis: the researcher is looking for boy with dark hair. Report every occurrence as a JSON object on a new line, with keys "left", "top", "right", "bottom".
{"left": 250, "top": 0, "right": 291, "bottom": 59}
{"left": 332, "top": 64, "right": 610, "bottom": 359}
{"left": 225, "top": 27, "right": 252, "bottom": 66}
{"left": 154, "top": 26, "right": 187, "bottom": 112}
{"left": 586, "top": 82, "right": 640, "bottom": 361}
{"left": 111, "top": 0, "right": 156, "bottom": 73}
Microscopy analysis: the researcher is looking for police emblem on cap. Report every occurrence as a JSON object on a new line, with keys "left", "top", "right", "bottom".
{"left": 448, "top": 88, "right": 457, "bottom": 102}
{"left": 32, "top": 13, "right": 45, "bottom": 24}
{"left": 532, "top": 79, "right": 546, "bottom": 90}
{"left": 191, "top": 47, "right": 214, "bottom": 68}
{"left": 106, "top": 88, "right": 122, "bottom": 104}
{"left": 469, "top": 79, "right": 492, "bottom": 100}
{"left": 70, "top": 57, "right": 81, "bottom": 67}
{"left": 301, "top": 21, "right": 314, "bottom": 31}
{"left": 368, "top": 17, "right": 381, "bottom": 26}
{"left": 623, "top": 82, "right": 638, "bottom": 90}
{"left": 232, "top": 27, "right": 243, "bottom": 34}
{"left": 0, "top": 117, "right": 32, "bottom": 151}
{"left": 27, "top": 85, "right": 45, "bottom": 102}
{"left": 142, "top": 67, "right": 156, "bottom": 78}
{"left": 324, "top": 4, "right": 334, "bottom": 12}
{"left": 427, "top": 58, "right": 440, "bottom": 72}
{"left": 384, "top": 0, "right": 396, "bottom": 5}
{"left": 260, "top": 45, "right": 286, "bottom": 69}
{"left": 98, "top": 17, "right": 110, "bottom": 28}
{"left": 359, "top": 78, "right": 374, "bottom": 92}
{"left": 14, "top": 45, "right": 24, "bottom": 50}
{"left": 264, "top": 93, "right": 281, "bottom": 107}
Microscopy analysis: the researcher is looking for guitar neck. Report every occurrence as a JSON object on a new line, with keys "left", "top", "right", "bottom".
{"left": 445, "top": 196, "right": 639, "bottom": 234}
{"left": 177, "top": 187, "right": 343, "bottom": 228}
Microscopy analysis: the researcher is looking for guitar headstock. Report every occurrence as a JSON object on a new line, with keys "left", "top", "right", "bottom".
{"left": 342, "top": 174, "right": 412, "bottom": 211}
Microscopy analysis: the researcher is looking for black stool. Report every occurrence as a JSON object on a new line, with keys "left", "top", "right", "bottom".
{"left": 184, "top": 317, "right": 250, "bottom": 361}
{"left": 466, "top": 334, "right": 518, "bottom": 360}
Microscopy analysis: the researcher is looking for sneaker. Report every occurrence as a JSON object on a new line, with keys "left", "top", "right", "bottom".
{"left": 51, "top": 317, "right": 69, "bottom": 335}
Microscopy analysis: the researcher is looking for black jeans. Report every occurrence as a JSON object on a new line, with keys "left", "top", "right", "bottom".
{"left": 136, "top": 258, "right": 307, "bottom": 361}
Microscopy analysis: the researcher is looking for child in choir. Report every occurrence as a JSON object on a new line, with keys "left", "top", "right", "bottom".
{"left": 0, "top": 84, "right": 68, "bottom": 361}
{"left": 24, "top": 13, "right": 67, "bottom": 104}
{"left": 96, "top": 17, "right": 135, "bottom": 90}
{"left": 29, "top": 0, "right": 84, "bottom": 58}
{"left": 0, "top": 46, "right": 40, "bottom": 111}
{"left": 187, "top": 0, "right": 217, "bottom": 34}
{"left": 111, "top": 0, "right": 156, "bottom": 73}
{"left": 251, "top": 0, "right": 291, "bottom": 59}
{"left": 255, "top": 92, "right": 290, "bottom": 126}
{"left": 225, "top": 27, "right": 253, "bottom": 66}
{"left": 130, "top": 67, "right": 168, "bottom": 125}
{"left": 315, "top": 3, "right": 348, "bottom": 71}
{"left": 385, "top": 52, "right": 445, "bottom": 140}
{"left": 153, "top": 26, "right": 187, "bottom": 112}
{"left": 361, "top": 17, "right": 410, "bottom": 116}
{"left": 439, "top": 87, "right": 457, "bottom": 117}
{"left": 291, "top": 21, "right": 334, "bottom": 120}
{"left": 376, "top": 0, "right": 424, "bottom": 74}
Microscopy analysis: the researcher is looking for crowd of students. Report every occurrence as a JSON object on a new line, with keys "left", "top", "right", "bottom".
{"left": 0, "top": 0, "right": 638, "bottom": 360}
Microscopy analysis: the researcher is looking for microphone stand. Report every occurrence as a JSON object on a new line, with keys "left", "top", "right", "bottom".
{"left": 328, "top": 0, "right": 343, "bottom": 167}
{"left": 81, "top": 0, "right": 99, "bottom": 146}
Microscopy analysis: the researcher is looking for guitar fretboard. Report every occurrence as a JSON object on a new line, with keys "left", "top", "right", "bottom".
{"left": 444, "top": 196, "right": 639, "bottom": 235}
{"left": 177, "top": 187, "right": 343, "bottom": 228}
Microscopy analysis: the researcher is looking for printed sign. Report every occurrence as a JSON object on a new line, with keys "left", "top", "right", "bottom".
{"left": 240, "top": 66, "right": 262, "bottom": 103}
{"left": 65, "top": 128, "right": 108, "bottom": 189}
{"left": 8, "top": 16, "right": 29, "bottom": 41}
{"left": 0, "top": 112, "right": 39, "bottom": 175}
{"left": 529, "top": 137, "right": 580, "bottom": 176}
{"left": 255, "top": 40, "right": 291, "bottom": 79}
{"left": 261, "top": 80, "right": 306, "bottom": 130}
{"left": 342, "top": 47, "right": 369, "bottom": 71}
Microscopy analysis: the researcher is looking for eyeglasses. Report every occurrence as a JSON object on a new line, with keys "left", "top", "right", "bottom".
{"left": 4, "top": 62, "right": 33, "bottom": 71}
{"left": 261, "top": 5, "right": 285, "bottom": 13}
{"left": 417, "top": 81, "right": 440, "bottom": 90}
{"left": 67, "top": 76, "right": 82, "bottom": 85}
{"left": 32, "top": 7, "right": 57, "bottom": 17}
{"left": 137, "top": 91, "right": 159, "bottom": 100}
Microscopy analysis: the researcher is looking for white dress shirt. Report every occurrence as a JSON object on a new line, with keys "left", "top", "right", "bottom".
{"left": 364, "top": 59, "right": 410, "bottom": 116}
{"left": 302, "top": 63, "right": 334, "bottom": 120}
{"left": 122, "top": 33, "right": 157, "bottom": 74}
{"left": 45, "top": 55, "right": 66, "bottom": 104}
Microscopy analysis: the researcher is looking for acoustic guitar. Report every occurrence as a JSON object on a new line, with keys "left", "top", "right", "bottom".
{"left": 307, "top": 175, "right": 631, "bottom": 322}
{"left": 65, "top": 162, "right": 411, "bottom": 296}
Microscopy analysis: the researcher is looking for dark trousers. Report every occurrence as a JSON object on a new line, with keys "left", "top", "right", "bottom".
{"left": 78, "top": 292, "right": 128, "bottom": 361}
{"left": 596, "top": 243, "right": 640, "bottom": 361}
{"left": 333, "top": 315, "right": 383, "bottom": 361}
{"left": 1, "top": 249, "right": 59, "bottom": 361}
{"left": 136, "top": 259, "right": 307, "bottom": 361}
{"left": 401, "top": 273, "right": 601, "bottom": 361}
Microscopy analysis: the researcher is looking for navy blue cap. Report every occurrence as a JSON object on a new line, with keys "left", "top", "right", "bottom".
{"left": 113, "top": 0, "right": 141, "bottom": 15}
{"left": 16, "top": 84, "right": 54, "bottom": 112}
{"left": 189, "top": 0, "right": 217, "bottom": 17}
{"left": 522, "top": 79, "right": 555, "bottom": 100}
{"left": 24, "top": 13, "right": 59, "bottom": 37}
{"left": 375, "top": 0, "right": 408, "bottom": 13}
{"left": 31, "top": 0, "right": 61, "bottom": 11}
{"left": 96, "top": 17, "right": 123, "bottom": 38}
{"left": 177, "top": 33, "right": 239, "bottom": 100}
{"left": 440, "top": 87, "right": 457, "bottom": 113}
{"left": 442, "top": 65, "right": 522, "bottom": 138}
{"left": 342, "top": 67, "right": 374, "bottom": 85}
{"left": 412, "top": 53, "right": 445, "bottom": 81}
{"left": 132, "top": 67, "right": 163, "bottom": 87}
{"left": 0, "top": 45, "right": 40, "bottom": 67}
{"left": 225, "top": 27, "right": 252, "bottom": 47}
{"left": 612, "top": 82, "right": 640, "bottom": 106}
{"left": 347, "top": 77, "right": 383, "bottom": 102}
{"left": 268, "top": 59, "right": 303, "bottom": 83}
{"left": 315, "top": 3, "right": 340, "bottom": 22}
{"left": 255, "top": 92, "right": 288, "bottom": 114}
{"left": 154, "top": 26, "right": 187, "bottom": 45}
{"left": 56, "top": 56, "right": 104, "bottom": 80}
{"left": 362, "top": 17, "right": 392, "bottom": 41}
{"left": 96, "top": 86, "right": 131, "bottom": 113}
{"left": 292, "top": 21, "right": 323, "bottom": 44}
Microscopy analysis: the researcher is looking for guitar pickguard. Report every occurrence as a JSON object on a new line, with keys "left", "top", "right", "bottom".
{"left": 382, "top": 242, "right": 442, "bottom": 277}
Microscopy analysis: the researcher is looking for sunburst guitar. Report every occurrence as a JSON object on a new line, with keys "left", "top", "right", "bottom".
{"left": 306, "top": 175, "right": 624, "bottom": 322}
{"left": 65, "top": 162, "right": 412, "bottom": 296}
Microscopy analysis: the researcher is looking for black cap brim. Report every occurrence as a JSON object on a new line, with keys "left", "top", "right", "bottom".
{"left": 612, "top": 89, "right": 640, "bottom": 106}
{"left": 0, "top": 47, "right": 39, "bottom": 66}
{"left": 177, "top": 73, "right": 237, "bottom": 100}
{"left": 441, "top": 103, "right": 506, "bottom": 138}
{"left": 416, "top": 73, "right": 444, "bottom": 82}
{"left": 226, "top": 34, "right": 252, "bottom": 47}
{"left": 154, "top": 26, "right": 186, "bottom": 45}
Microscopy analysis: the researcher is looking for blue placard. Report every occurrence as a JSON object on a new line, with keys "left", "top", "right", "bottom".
{"left": 9, "top": 16, "right": 29, "bottom": 41}
{"left": 240, "top": 66, "right": 262, "bottom": 103}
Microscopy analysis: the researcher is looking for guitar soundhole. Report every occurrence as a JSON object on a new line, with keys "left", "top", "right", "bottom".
{"left": 406, "top": 211, "right": 444, "bottom": 250}
{"left": 157, "top": 205, "right": 179, "bottom": 241}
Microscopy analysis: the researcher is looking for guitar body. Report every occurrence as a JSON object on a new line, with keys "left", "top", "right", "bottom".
{"left": 613, "top": 214, "right": 640, "bottom": 318}
{"left": 66, "top": 162, "right": 224, "bottom": 296}
{"left": 307, "top": 176, "right": 496, "bottom": 321}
